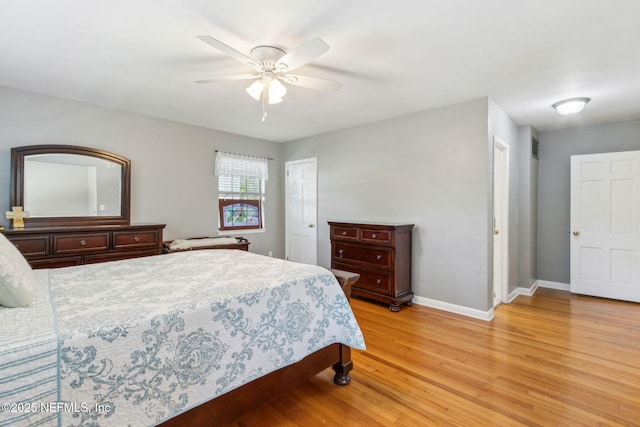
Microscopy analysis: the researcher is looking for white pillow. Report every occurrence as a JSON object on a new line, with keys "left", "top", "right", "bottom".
{"left": 0, "top": 233, "right": 36, "bottom": 307}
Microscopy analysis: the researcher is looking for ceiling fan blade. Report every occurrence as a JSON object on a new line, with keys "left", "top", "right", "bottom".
{"left": 281, "top": 74, "right": 342, "bottom": 91}
{"left": 276, "top": 38, "right": 330, "bottom": 72}
{"left": 194, "top": 74, "right": 259, "bottom": 84}
{"left": 196, "top": 35, "right": 258, "bottom": 70}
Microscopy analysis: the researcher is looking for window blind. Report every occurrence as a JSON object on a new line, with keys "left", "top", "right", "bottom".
{"left": 218, "top": 175, "right": 264, "bottom": 200}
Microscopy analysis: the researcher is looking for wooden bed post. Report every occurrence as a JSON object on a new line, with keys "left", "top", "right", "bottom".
{"left": 333, "top": 344, "right": 353, "bottom": 385}
{"left": 330, "top": 269, "right": 359, "bottom": 385}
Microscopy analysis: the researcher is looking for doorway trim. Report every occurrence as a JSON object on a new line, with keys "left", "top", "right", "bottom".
{"left": 493, "top": 136, "right": 509, "bottom": 306}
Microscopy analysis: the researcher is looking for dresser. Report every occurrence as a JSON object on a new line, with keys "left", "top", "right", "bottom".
{"left": 2, "top": 223, "right": 165, "bottom": 269}
{"left": 329, "top": 221, "right": 414, "bottom": 311}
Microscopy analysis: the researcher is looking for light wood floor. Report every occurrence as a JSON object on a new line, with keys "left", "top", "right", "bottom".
{"left": 232, "top": 288, "right": 640, "bottom": 426}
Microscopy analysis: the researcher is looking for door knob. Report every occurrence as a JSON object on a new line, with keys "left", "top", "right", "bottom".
{"left": 572, "top": 231, "right": 580, "bottom": 236}
{"left": 308, "top": 224, "right": 315, "bottom": 228}
{"left": 493, "top": 229, "right": 499, "bottom": 235}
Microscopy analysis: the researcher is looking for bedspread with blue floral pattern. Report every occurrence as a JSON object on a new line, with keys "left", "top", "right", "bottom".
{"left": 2, "top": 250, "right": 365, "bottom": 427}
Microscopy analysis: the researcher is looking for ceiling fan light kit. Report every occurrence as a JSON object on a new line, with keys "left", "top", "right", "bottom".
{"left": 195, "top": 35, "right": 342, "bottom": 121}
{"left": 246, "top": 71, "right": 287, "bottom": 102}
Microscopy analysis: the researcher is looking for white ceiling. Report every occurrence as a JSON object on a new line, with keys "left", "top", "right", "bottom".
{"left": 1, "top": 0, "right": 639, "bottom": 143}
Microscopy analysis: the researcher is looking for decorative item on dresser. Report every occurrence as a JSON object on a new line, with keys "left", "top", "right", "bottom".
{"left": 2, "top": 223, "right": 166, "bottom": 269}
{"left": 5, "top": 206, "right": 29, "bottom": 228}
{"left": 329, "top": 221, "right": 414, "bottom": 311}
{"left": 3, "top": 144, "right": 166, "bottom": 268}
{"left": 163, "top": 236, "right": 250, "bottom": 253}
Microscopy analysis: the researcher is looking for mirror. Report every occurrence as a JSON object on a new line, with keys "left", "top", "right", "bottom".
{"left": 11, "top": 145, "right": 131, "bottom": 227}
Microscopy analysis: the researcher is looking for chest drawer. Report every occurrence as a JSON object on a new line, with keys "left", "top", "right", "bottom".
{"left": 360, "top": 229, "right": 392, "bottom": 245}
{"left": 331, "top": 225, "right": 359, "bottom": 241}
{"left": 84, "top": 249, "right": 160, "bottom": 264}
{"left": 8, "top": 235, "right": 49, "bottom": 257}
{"left": 53, "top": 233, "right": 109, "bottom": 254}
{"left": 332, "top": 242, "right": 391, "bottom": 268}
{"left": 29, "top": 257, "right": 82, "bottom": 269}
{"left": 113, "top": 230, "right": 159, "bottom": 249}
{"left": 356, "top": 269, "right": 391, "bottom": 293}
{"left": 333, "top": 262, "right": 391, "bottom": 294}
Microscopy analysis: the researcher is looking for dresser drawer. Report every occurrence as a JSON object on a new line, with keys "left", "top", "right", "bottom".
{"left": 333, "top": 262, "right": 391, "bottom": 294}
{"left": 332, "top": 242, "right": 391, "bottom": 268}
{"left": 7, "top": 235, "right": 49, "bottom": 257}
{"left": 53, "top": 233, "right": 110, "bottom": 254}
{"left": 113, "top": 230, "right": 159, "bottom": 249}
{"left": 357, "top": 269, "right": 392, "bottom": 294}
{"left": 360, "top": 228, "right": 392, "bottom": 245}
{"left": 29, "top": 257, "right": 82, "bottom": 269}
{"left": 331, "top": 225, "right": 359, "bottom": 241}
{"left": 84, "top": 249, "right": 160, "bottom": 264}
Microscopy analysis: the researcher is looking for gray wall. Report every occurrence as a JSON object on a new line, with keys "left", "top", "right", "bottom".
{"left": 515, "top": 125, "right": 538, "bottom": 290}
{"left": 283, "top": 98, "right": 497, "bottom": 311}
{"left": 0, "top": 86, "right": 285, "bottom": 257}
{"left": 537, "top": 119, "right": 640, "bottom": 283}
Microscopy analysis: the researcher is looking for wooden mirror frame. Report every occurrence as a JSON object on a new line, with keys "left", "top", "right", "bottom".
{"left": 10, "top": 145, "right": 131, "bottom": 227}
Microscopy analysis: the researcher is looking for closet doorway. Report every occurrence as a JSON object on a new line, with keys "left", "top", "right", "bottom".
{"left": 285, "top": 158, "right": 318, "bottom": 265}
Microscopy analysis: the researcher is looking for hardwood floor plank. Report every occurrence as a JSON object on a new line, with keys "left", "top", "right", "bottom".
{"left": 231, "top": 288, "right": 640, "bottom": 426}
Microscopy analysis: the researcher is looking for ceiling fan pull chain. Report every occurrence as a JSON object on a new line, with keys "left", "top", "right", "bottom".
{"left": 262, "top": 85, "right": 268, "bottom": 122}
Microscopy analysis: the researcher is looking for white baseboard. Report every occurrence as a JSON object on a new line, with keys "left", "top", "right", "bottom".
{"left": 505, "top": 280, "right": 570, "bottom": 303}
{"left": 412, "top": 296, "right": 494, "bottom": 322}
{"left": 410, "top": 280, "right": 570, "bottom": 322}
{"left": 506, "top": 282, "right": 539, "bottom": 303}
{"left": 536, "top": 280, "right": 570, "bottom": 291}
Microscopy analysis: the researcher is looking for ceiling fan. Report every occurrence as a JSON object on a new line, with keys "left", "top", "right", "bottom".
{"left": 195, "top": 35, "right": 342, "bottom": 121}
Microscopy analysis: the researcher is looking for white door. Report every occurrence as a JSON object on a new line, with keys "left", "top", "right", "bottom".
{"left": 570, "top": 150, "right": 640, "bottom": 302}
{"left": 285, "top": 158, "right": 318, "bottom": 265}
{"left": 493, "top": 137, "right": 509, "bottom": 305}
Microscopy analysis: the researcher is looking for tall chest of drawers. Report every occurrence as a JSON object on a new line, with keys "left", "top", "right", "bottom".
{"left": 329, "top": 221, "right": 414, "bottom": 311}
{"left": 2, "top": 223, "right": 165, "bottom": 269}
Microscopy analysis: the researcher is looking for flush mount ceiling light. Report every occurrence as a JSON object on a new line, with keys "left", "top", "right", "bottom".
{"left": 552, "top": 97, "right": 590, "bottom": 116}
{"left": 195, "top": 36, "right": 342, "bottom": 122}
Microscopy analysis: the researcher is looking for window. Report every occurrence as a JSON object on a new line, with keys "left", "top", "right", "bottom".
{"left": 215, "top": 151, "right": 268, "bottom": 232}
{"left": 218, "top": 176, "right": 263, "bottom": 230}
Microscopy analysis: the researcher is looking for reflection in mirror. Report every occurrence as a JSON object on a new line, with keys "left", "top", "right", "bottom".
{"left": 11, "top": 145, "right": 131, "bottom": 227}
{"left": 24, "top": 154, "right": 122, "bottom": 217}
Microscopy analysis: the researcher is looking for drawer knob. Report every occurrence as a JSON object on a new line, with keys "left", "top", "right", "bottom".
{"left": 372, "top": 233, "right": 377, "bottom": 238}
{"left": 376, "top": 255, "right": 382, "bottom": 260}
{"left": 377, "top": 279, "right": 382, "bottom": 284}
{"left": 80, "top": 240, "right": 87, "bottom": 246}
{"left": 134, "top": 236, "right": 140, "bottom": 242}
{"left": 338, "top": 249, "right": 344, "bottom": 258}
{"left": 342, "top": 231, "right": 347, "bottom": 236}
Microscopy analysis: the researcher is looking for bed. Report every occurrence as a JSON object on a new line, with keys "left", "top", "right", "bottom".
{"left": 0, "top": 245, "right": 365, "bottom": 427}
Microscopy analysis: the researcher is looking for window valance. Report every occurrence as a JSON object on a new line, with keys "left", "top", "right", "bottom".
{"left": 214, "top": 151, "right": 269, "bottom": 181}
